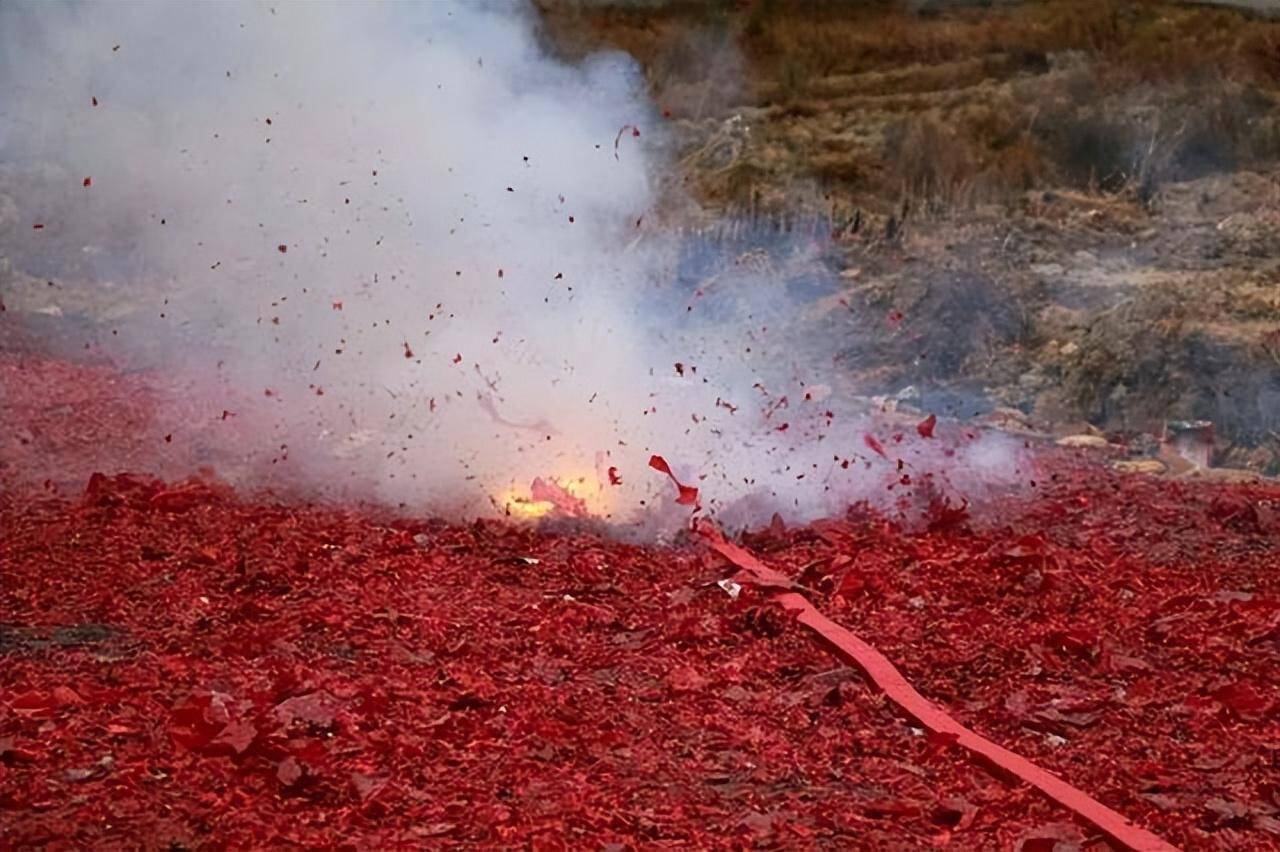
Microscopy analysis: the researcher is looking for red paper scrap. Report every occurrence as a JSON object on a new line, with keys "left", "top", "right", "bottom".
{"left": 613, "top": 124, "right": 640, "bottom": 159}
{"left": 648, "top": 455, "right": 698, "bottom": 506}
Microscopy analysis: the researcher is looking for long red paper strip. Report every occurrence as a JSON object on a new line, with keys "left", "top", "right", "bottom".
{"left": 696, "top": 523, "right": 1177, "bottom": 852}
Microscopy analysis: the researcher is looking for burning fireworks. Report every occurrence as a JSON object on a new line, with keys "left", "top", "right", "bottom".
{"left": 497, "top": 476, "right": 593, "bottom": 520}
{"left": 2, "top": 0, "right": 1278, "bottom": 850}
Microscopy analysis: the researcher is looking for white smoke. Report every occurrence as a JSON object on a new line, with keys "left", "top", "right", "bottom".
{"left": 0, "top": 0, "right": 1028, "bottom": 533}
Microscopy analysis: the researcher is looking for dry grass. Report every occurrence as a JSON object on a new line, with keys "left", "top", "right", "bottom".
{"left": 741, "top": 1, "right": 1280, "bottom": 88}
{"left": 536, "top": 0, "right": 1280, "bottom": 212}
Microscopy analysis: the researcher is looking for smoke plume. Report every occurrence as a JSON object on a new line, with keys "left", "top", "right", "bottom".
{"left": 0, "top": 1, "right": 1027, "bottom": 533}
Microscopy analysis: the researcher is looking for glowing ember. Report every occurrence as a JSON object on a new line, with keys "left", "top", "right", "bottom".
{"left": 495, "top": 472, "right": 608, "bottom": 520}
{"left": 500, "top": 495, "right": 557, "bottom": 520}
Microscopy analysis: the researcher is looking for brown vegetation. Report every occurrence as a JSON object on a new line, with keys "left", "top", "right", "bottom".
{"left": 538, "top": 0, "right": 1280, "bottom": 214}
{"left": 532, "top": 1, "right": 1280, "bottom": 470}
